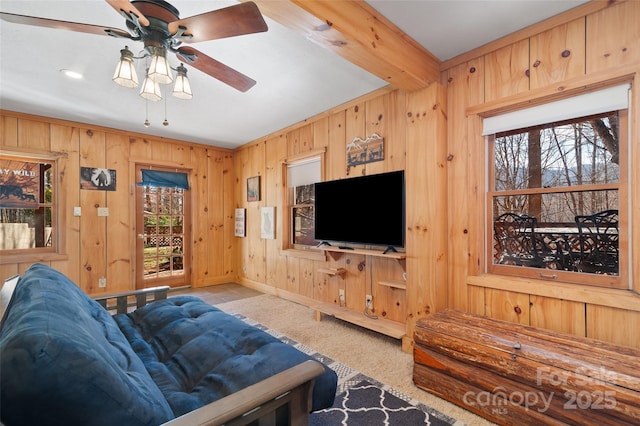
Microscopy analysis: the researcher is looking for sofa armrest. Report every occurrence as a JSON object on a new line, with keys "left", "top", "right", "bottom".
{"left": 93, "top": 286, "right": 170, "bottom": 314}
{"left": 162, "top": 360, "right": 325, "bottom": 426}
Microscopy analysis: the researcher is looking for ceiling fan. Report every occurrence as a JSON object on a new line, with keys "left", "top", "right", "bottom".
{"left": 0, "top": 0, "right": 268, "bottom": 92}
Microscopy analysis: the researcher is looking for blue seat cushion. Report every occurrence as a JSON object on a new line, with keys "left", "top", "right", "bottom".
{"left": 0, "top": 263, "right": 174, "bottom": 426}
{"left": 113, "top": 296, "right": 338, "bottom": 416}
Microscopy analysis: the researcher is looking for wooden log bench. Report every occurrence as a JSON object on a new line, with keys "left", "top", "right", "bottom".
{"left": 413, "top": 309, "right": 640, "bottom": 425}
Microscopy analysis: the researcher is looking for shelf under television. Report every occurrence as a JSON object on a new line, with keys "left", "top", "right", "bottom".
{"left": 319, "top": 246, "right": 406, "bottom": 270}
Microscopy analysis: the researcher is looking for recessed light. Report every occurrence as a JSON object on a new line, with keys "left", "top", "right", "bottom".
{"left": 60, "top": 69, "right": 83, "bottom": 80}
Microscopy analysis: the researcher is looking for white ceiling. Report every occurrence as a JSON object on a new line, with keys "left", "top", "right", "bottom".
{"left": 0, "top": 0, "right": 588, "bottom": 149}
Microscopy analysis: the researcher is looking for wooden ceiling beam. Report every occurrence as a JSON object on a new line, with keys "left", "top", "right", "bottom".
{"left": 248, "top": 0, "right": 440, "bottom": 92}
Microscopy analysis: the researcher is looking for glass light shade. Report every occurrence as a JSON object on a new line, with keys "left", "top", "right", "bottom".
{"left": 113, "top": 47, "right": 139, "bottom": 88}
{"left": 173, "top": 64, "right": 193, "bottom": 99}
{"left": 148, "top": 51, "right": 173, "bottom": 84}
{"left": 139, "top": 75, "right": 162, "bottom": 101}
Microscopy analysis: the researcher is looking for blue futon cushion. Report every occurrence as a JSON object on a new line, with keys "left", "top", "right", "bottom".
{"left": 0, "top": 263, "right": 174, "bottom": 426}
{"left": 113, "top": 296, "right": 338, "bottom": 416}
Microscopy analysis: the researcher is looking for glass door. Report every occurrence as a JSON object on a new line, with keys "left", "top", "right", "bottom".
{"left": 135, "top": 165, "right": 191, "bottom": 289}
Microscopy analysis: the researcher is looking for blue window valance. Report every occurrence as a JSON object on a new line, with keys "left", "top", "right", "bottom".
{"left": 138, "top": 169, "right": 189, "bottom": 189}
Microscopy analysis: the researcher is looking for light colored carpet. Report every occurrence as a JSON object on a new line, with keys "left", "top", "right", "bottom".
{"left": 217, "top": 293, "right": 495, "bottom": 426}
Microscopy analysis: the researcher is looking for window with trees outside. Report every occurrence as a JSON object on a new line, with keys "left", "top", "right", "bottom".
{"left": 0, "top": 155, "right": 56, "bottom": 256}
{"left": 486, "top": 84, "right": 629, "bottom": 289}
{"left": 284, "top": 153, "right": 323, "bottom": 250}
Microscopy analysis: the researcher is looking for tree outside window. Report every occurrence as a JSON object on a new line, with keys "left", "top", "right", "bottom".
{"left": 489, "top": 111, "right": 627, "bottom": 288}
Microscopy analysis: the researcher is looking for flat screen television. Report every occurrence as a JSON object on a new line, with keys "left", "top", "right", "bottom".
{"left": 314, "top": 170, "right": 405, "bottom": 250}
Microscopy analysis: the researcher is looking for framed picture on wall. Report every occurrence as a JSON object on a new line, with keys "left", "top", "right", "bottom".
{"left": 247, "top": 176, "right": 260, "bottom": 202}
{"left": 234, "top": 208, "right": 246, "bottom": 237}
{"left": 261, "top": 207, "right": 275, "bottom": 239}
{"left": 80, "top": 167, "right": 116, "bottom": 191}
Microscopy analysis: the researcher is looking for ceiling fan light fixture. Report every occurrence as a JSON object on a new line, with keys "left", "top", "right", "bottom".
{"left": 148, "top": 47, "right": 173, "bottom": 85}
{"left": 173, "top": 64, "right": 193, "bottom": 100}
{"left": 140, "top": 70, "right": 162, "bottom": 102}
{"left": 113, "top": 46, "right": 139, "bottom": 88}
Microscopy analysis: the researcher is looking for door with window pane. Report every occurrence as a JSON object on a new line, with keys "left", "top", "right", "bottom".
{"left": 135, "top": 165, "right": 191, "bottom": 289}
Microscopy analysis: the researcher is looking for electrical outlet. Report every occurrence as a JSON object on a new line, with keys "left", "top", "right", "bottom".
{"left": 339, "top": 289, "right": 345, "bottom": 304}
{"left": 98, "top": 277, "right": 106, "bottom": 288}
{"left": 365, "top": 294, "right": 373, "bottom": 306}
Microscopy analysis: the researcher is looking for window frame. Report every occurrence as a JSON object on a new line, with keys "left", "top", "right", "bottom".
{"left": 0, "top": 150, "right": 64, "bottom": 263}
{"left": 485, "top": 108, "right": 630, "bottom": 289}
{"left": 281, "top": 149, "right": 325, "bottom": 257}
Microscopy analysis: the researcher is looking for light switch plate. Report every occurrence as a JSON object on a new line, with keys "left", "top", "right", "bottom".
{"left": 97, "top": 207, "right": 109, "bottom": 217}
{"left": 73, "top": 206, "right": 81, "bottom": 216}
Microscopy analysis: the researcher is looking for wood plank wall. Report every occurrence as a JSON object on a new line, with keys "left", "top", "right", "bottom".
{"left": 0, "top": 114, "right": 235, "bottom": 294}
{"left": 442, "top": 0, "right": 640, "bottom": 349}
{"left": 232, "top": 85, "right": 448, "bottom": 347}
{"left": 1, "top": 0, "right": 638, "bottom": 351}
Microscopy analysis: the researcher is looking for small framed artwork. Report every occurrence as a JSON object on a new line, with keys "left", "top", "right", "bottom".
{"left": 247, "top": 176, "right": 260, "bottom": 202}
{"left": 234, "top": 208, "right": 246, "bottom": 237}
{"left": 80, "top": 167, "right": 117, "bottom": 191}
{"left": 261, "top": 207, "right": 275, "bottom": 239}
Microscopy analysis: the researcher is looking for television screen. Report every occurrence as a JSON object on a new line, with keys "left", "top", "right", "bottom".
{"left": 314, "top": 170, "right": 405, "bottom": 248}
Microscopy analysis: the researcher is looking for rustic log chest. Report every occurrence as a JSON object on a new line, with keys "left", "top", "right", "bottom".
{"left": 413, "top": 309, "right": 640, "bottom": 425}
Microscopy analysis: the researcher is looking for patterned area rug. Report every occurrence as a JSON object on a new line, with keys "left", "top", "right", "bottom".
{"left": 234, "top": 314, "right": 458, "bottom": 426}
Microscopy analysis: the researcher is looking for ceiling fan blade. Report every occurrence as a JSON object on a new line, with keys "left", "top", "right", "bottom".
{"left": 105, "top": 0, "right": 150, "bottom": 27}
{"left": 0, "top": 12, "right": 132, "bottom": 38}
{"left": 168, "top": 2, "right": 267, "bottom": 43}
{"left": 176, "top": 46, "right": 256, "bottom": 93}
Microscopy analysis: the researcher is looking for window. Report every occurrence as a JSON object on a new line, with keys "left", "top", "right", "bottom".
{"left": 485, "top": 84, "right": 630, "bottom": 288}
{"left": 1, "top": 155, "right": 56, "bottom": 255}
{"left": 283, "top": 152, "right": 323, "bottom": 250}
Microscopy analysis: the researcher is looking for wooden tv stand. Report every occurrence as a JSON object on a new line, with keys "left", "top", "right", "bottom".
{"left": 314, "top": 246, "right": 407, "bottom": 341}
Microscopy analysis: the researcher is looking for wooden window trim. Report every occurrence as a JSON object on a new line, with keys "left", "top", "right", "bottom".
{"left": 486, "top": 109, "right": 629, "bottom": 290}
{"left": 281, "top": 149, "right": 325, "bottom": 258}
{"left": 1, "top": 151, "right": 62, "bottom": 262}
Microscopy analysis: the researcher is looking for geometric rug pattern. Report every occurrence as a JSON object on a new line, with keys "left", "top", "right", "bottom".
{"left": 234, "top": 314, "right": 460, "bottom": 426}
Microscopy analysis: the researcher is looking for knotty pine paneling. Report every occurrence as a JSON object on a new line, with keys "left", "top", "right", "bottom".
{"left": 1, "top": 116, "right": 18, "bottom": 147}
{"left": 205, "top": 148, "right": 234, "bottom": 285}
{"left": 586, "top": 0, "right": 640, "bottom": 74}
{"left": 18, "top": 118, "right": 50, "bottom": 151}
{"left": 327, "top": 111, "right": 346, "bottom": 181}
{"left": 105, "top": 133, "right": 131, "bottom": 293}
{"left": 364, "top": 91, "right": 406, "bottom": 175}
{"left": 467, "top": 285, "right": 485, "bottom": 316}
{"left": 529, "top": 18, "right": 585, "bottom": 90}
{"left": 442, "top": 0, "right": 640, "bottom": 349}
{"left": 444, "top": 59, "right": 485, "bottom": 312}
{"left": 344, "top": 253, "right": 367, "bottom": 312}
{"left": 233, "top": 142, "right": 266, "bottom": 284}
{"left": 484, "top": 288, "right": 530, "bottom": 325}
{"left": 345, "top": 103, "right": 366, "bottom": 178}
{"left": 264, "top": 135, "right": 287, "bottom": 288}
{"left": 312, "top": 117, "right": 329, "bottom": 150}
{"left": 299, "top": 258, "right": 315, "bottom": 299}
{"left": 190, "top": 146, "right": 209, "bottom": 286}
{"left": 286, "top": 256, "right": 300, "bottom": 295}
{"left": 404, "top": 84, "right": 448, "bottom": 336}
{"left": 50, "top": 124, "right": 80, "bottom": 282}
{"left": 484, "top": 38, "right": 530, "bottom": 102}
{"left": 1, "top": 111, "right": 235, "bottom": 294}
{"left": 79, "top": 128, "right": 107, "bottom": 294}
{"left": 530, "top": 295, "right": 586, "bottom": 337}
{"left": 587, "top": 305, "right": 640, "bottom": 349}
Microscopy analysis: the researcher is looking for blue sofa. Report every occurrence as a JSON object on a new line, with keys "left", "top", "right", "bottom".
{"left": 0, "top": 263, "right": 337, "bottom": 425}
